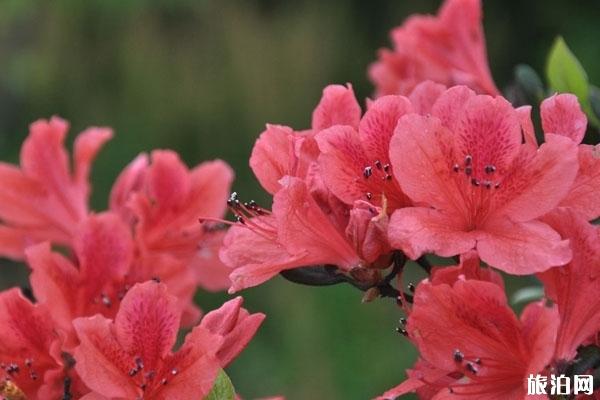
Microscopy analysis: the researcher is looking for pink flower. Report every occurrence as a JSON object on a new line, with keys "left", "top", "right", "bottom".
{"left": 315, "top": 92, "right": 413, "bottom": 211}
{"left": 429, "top": 250, "right": 503, "bottom": 289}
{"left": 249, "top": 84, "right": 360, "bottom": 196}
{"left": 26, "top": 213, "right": 135, "bottom": 348}
{"left": 369, "top": 0, "right": 498, "bottom": 97}
{"left": 0, "top": 288, "right": 85, "bottom": 399}
{"left": 388, "top": 86, "right": 578, "bottom": 274}
{"left": 221, "top": 177, "right": 389, "bottom": 292}
{"left": 536, "top": 94, "right": 600, "bottom": 221}
{"left": 378, "top": 279, "right": 559, "bottom": 399}
{"left": 538, "top": 208, "right": 600, "bottom": 362}
{"left": 0, "top": 117, "right": 111, "bottom": 259}
{"left": 110, "top": 150, "right": 235, "bottom": 292}
{"left": 73, "top": 281, "right": 264, "bottom": 400}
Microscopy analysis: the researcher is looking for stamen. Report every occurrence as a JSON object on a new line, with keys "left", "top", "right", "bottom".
{"left": 453, "top": 349, "right": 464, "bottom": 363}
{"left": 452, "top": 164, "right": 460, "bottom": 172}
{"left": 464, "top": 155, "right": 472, "bottom": 166}
{"left": 375, "top": 160, "right": 382, "bottom": 170}
{"left": 484, "top": 165, "right": 496, "bottom": 174}
{"left": 365, "top": 192, "right": 373, "bottom": 200}
{"left": 363, "top": 166, "right": 373, "bottom": 178}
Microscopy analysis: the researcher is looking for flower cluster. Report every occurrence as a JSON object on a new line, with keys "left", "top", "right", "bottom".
{"left": 0, "top": 118, "right": 265, "bottom": 399}
{"left": 220, "top": 0, "right": 600, "bottom": 398}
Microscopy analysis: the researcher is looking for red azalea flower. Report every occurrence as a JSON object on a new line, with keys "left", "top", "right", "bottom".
{"left": 429, "top": 250, "right": 503, "bottom": 289}
{"left": 249, "top": 84, "right": 360, "bottom": 196}
{"left": 537, "top": 94, "right": 600, "bottom": 221}
{"left": 315, "top": 91, "right": 413, "bottom": 211}
{"left": 0, "top": 117, "right": 111, "bottom": 260}
{"left": 388, "top": 86, "right": 578, "bottom": 274}
{"left": 0, "top": 288, "right": 86, "bottom": 399}
{"left": 538, "top": 208, "right": 600, "bottom": 362}
{"left": 369, "top": 0, "right": 499, "bottom": 97}
{"left": 73, "top": 281, "right": 263, "bottom": 400}
{"left": 27, "top": 212, "right": 206, "bottom": 344}
{"left": 221, "top": 177, "right": 390, "bottom": 292}
{"left": 110, "top": 150, "right": 234, "bottom": 292}
{"left": 26, "top": 213, "right": 134, "bottom": 348}
{"left": 379, "top": 279, "right": 559, "bottom": 399}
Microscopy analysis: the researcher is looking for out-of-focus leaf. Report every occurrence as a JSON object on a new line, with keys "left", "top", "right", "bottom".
{"left": 511, "top": 286, "right": 544, "bottom": 305}
{"left": 546, "top": 36, "right": 600, "bottom": 127}
{"left": 515, "top": 64, "right": 544, "bottom": 101}
{"left": 206, "top": 370, "right": 235, "bottom": 400}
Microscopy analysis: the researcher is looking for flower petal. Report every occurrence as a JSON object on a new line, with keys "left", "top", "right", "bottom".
{"left": 73, "top": 126, "right": 113, "bottom": 191}
{"left": 559, "top": 144, "right": 600, "bottom": 220}
{"left": 200, "top": 297, "right": 265, "bottom": 367}
{"left": 73, "top": 315, "right": 140, "bottom": 399}
{"left": 114, "top": 282, "right": 181, "bottom": 368}
{"left": 147, "top": 150, "right": 191, "bottom": 211}
{"left": 408, "top": 81, "right": 446, "bottom": 114}
{"left": 109, "top": 153, "right": 149, "bottom": 217}
{"left": 388, "top": 207, "right": 475, "bottom": 260}
{"left": 477, "top": 218, "right": 572, "bottom": 275}
{"left": 516, "top": 105, "right": 537, "bottom": 147}
{"left": 541, "top": 93, "right": 587, "bottom": 144}
{"left": 491, "top": 133, "right": 579, "bottom": 222}
{"left": 311, "top": 84, "right": 361, "bottom": 131}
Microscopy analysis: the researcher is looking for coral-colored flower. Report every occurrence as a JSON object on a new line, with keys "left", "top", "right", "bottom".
{"left": 110, "top": 150, "right": 234, "bottom": 292}
{"left": 26, "top": 213, "right": 134, "bottom": 347}
{"left": 249, "top": 84, "right": 360, "bottom": 196}
{"left": 535, "top": 93, "right": 600, "bottom": 221}
{"left": 0, "top": 117, "right": 111, "bottom": 259}
{"left": 369, "top": 0, "right": 498, "bottom": 97}
{"left": 0, "top": 288, "right": 83, "bottom": 399}
{"left": 221, "top": 177, "right": 389, "bottom": 292}
{"left": 379, "top": 279, "right": 559, "bottom": 399}
{"left": 73, "top": 281, "right": 263, "bottom": 400}
{"left": 315, "top": 92, "right": 413, "bottom": 211}
{"left": 429, "top": 250, "right": 503, "bottom": 289}
{"left": 27, "top": 212, "right": 206, "bottom": 343}
{"left": 538, "top": 208, "right": 600, "bottom": 362}
{"left": 388, "top": 86, "right": 578, "bottom": 274}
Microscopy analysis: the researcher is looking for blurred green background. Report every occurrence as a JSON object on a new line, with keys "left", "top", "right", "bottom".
{"left": 0, "top": 1, "right": 599, "bottom": 399}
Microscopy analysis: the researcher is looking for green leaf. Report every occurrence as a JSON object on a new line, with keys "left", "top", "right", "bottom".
{"left": 205, "top": 370, "right": 236, "bottom": 400}
{"left": 515, "top": 64, "right": 544, "bottom": 102}
{"left": 546, "top": 36, "right": 600, "bottom": 127}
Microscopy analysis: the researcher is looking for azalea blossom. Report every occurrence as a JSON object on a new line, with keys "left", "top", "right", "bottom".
{"left": 536, "top": 94, "right": 600, "bottom": 220}
{"left": 221, "top": 177, "right": 389, "bottom": 292}
{"left": 0, "top": 288, "right": 87, "bottom": 399}
{"left": 378, "top": 279, "right": 559, "bottom": 399}
{"left": 222, "top": 85, "right": 396, "bottom": 292}
{"left": 110, "top": 150, "right": 234, "bottom": 292}
{"left": 0, "top": 117, "right": 111, "bottom": 260}
{"left": 73, "top": 281, "right": 264, "bottom": 400}
{"left": 388, "top": 86, "right": 578, "bottom": 274}
{"left": 27, "top": 212, "right": 202, "bottom": 346}
{"left": 369, "top": 0, "right": 499, "bottom": 97}
{"left": 538, "top": 208, "right": 600, "bottom": 362}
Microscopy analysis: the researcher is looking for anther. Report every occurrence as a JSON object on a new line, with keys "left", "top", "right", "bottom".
{"left": 471, "top": 178, "right": 480, "bottom": 187}
{"left": 384, "top": 174, "right": 392, "bottom": 181}
{"left": 227, "top": 192, "right": 239, "bottom": 207}
{"left": 452, "top": 164, "right": 460, "bottom": 172}
{"left": 494, "top": 182, "right": 501, "bottom": 189}
{"left": 161, "top": 378, "right": 168, "bottom": 385}
{"left": 30, "top": 371, "right": 38, "bottom": 380}
{"left": 395, "top": 327, "right": 408, "bottom": 336}
{"left": 483, "top": 181, "right": 492, "bottom": 189}
{"left": 399, "top": 317, "right": 407, "bottom": 325}
{"left": 151, "top": 276, "right": 161, "bottom": 283}
{"left": 407, "top": 283, "right": 415, "bottom": 292}
{"left": 134, "top": 357, "right": 144, "bottom": 369}
{"left": 171, "top": 368, "right": 178, "bottom": 375}
{"left": 465, "top": 166, "right": 472, "bottom": 176}
{"left": 464, "top": 155, "right": 472, "bottom": 166}
{"left": 6, "top": 363, "right": 19, "bottom": 374}
{"left": 363, "top": 166, "right": 372, "bottom": 178}
{"left": 375, "top": 160, "right": 382, "bottom": 170}
{"left": 129, "top": 368, "right": 139, "bottom": 377}
{"left": 484, "top": 165, "right": 496, "bottom": 174}
{"left": 453, "top": 349, "right": 464, "bottom": 363}
{"left": 474, "top": 358, "right": 482, "bottom": 365}
{"left": 365, "top": 192, "right": 373, "bottom": 200}
{"left": 24, "top": 359, "right": 32, "bottom": 368}
{"left": 466, "top": 362, "right": 478, "bottom": 374}
{"left": 383, "top": 164, "right": 390, "bottom": 172}
{"left": 235, "top": 216, "right": 245, "bottom": 224}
